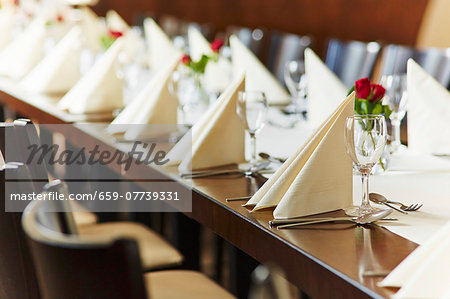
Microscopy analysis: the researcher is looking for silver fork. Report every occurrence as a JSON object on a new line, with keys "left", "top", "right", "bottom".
{"left": 387, "top": 200, "right": 423, "bottom": 212}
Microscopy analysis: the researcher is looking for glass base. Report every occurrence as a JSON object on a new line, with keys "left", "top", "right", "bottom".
{"left": 344, "top": 205, "right": 385, "bottom": 217}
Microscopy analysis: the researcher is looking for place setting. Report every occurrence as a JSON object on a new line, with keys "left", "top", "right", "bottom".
{"left": 1, "top": 1, "right": 450, "bottom": 298}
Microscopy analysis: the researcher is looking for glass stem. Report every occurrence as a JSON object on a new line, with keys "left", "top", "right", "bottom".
{"left": 391, "top": 119, "right": 401, "bottom": 149}
{"left": 249, "top": 132, "right": 257, "bottom": 166}
{"left": 360, "top": 169, "right": 372, "bottom": 213}
{"left": 178, "top": 105, "right": 185, "bottom": 124}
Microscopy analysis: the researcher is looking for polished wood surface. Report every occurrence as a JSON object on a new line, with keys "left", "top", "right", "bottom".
{"left": 0, "top": 88, "right": 421, "bottom": 298}
{"left": 94, "top": 0, "right": 429, "bottom": 53}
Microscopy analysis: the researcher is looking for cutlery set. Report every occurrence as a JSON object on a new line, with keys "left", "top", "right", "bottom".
{"left": 180, "top": 152, "right": 286, "bottom": 179}
{"left": 268, "top": 194, "right": 423, "bottom": 229}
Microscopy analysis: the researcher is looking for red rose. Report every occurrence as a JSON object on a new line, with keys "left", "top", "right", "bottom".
{"left": 108, "top": 30, "right": 123, "bottom": 39}
{"left": 210, "top": 38, "right": 224, "bottom": 53}
{"left": 181, "top": 54, "right": 191, "bottom": 65}
{"left": 355, "top": 78, "right": 371, "bottom": 99}
{"left": 369, "top": 84, "right": 385, "bottom": 103}
{"left": 56, "top": 14, "right": 64, "bottom": 23}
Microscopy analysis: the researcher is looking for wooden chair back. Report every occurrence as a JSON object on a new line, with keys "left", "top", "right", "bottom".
{"left": 22, "top": 200, "right": 148, "bottom": 299}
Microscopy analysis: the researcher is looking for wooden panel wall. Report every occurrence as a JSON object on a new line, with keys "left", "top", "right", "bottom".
{"left": 93, "top": 0, "right": 429, "bottom": 54}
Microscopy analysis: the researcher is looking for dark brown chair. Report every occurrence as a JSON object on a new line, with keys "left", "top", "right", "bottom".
{"left": 22, "top": 199, "right": 235, "bottom": 299}
{"left": 325, "top": 38, "right": 382, "bottom": 87}
{"left": 265, "top": 31, "right": 312, "bottom": 84}
{"left": 379, "top": 44, "right": 450, "bottom": 89}
{"left": 2, "top": 121, "right": 184, "bottom": 271}
{"left": 0, "top": 163, "right": 40, "bottom": 299}
{"left": 225, "top": 25, "right": 267, "bottom": 59}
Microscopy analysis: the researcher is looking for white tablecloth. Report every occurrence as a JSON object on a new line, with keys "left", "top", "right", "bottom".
{"left": 257, "top": 109, "right": 450, "bottom": 245}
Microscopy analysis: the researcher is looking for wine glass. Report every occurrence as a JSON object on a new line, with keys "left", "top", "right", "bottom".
{"left": 379, "top": 74, "right": 407, "bottom": 153}
{"left": 344, "top": 115, "right": 387, "bottom": 216}
{"left": 284, "top": 60, "right": 308, "bottom": 120}
{"left": 169, "top": 66, "right": 210, "bottom": 126}
{"left": 237, "top": 91, "right": 268, "bottom": 169}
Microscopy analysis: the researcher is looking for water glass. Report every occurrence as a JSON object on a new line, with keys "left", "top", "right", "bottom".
{"left": 237, "top": 91, "right": 268, "bottom": 167}
{"left": 345, "top": 115, "right": 387, "bottom": 216}
{"left": 284, "top": 60, "right": 308, "bottom": 120}
{"left": 379, "top": 74, "right": 407, "bottom": 153}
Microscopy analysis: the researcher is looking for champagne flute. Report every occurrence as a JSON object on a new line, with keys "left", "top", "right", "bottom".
{"left": 237, "top": 91, "right": 268, "bottom": 169}
{"left": 284, "top": 60, "right": 308, "bottom": 120}
{"left": 379, "top": 74, "right": 407, "bottom": 153}
{"left": 345, "top": 115, "right": 387, "bottom": 216}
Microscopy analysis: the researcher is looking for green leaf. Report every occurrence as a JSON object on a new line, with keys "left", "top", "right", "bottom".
{"left": 191, "top": 54, "right": 210, "bottom": 74}
{"left": 100, "top": 35, "right": 116, "bottom": 50}
{"left": 347, "top": 86, "right": 355, "bottom": 96}
{"left": 383, "top": 105, "right": 393, "bottom": 118}
{"left": 371, "top": 103, "right": 383, "bottom": 115}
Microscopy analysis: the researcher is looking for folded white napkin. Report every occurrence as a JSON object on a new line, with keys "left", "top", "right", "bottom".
{"left": 245, "top": 92, "right": 354, "bottom": 219}
{"left": 0, "top": 148, "right": 4, "bottom": 170}
{"left": 63, "top": 0, "right": 99, "bottom": 5}
{"left": 379, "top": 221, "right": 450, "bottom": 298}
{"left": 0, "top": 6, "right": 15, "bottom": 51}
{"left": 21, "top": 26, "right": 83, "bottom": 94}
{"left": 165, "top": 74, "right": 246, "bottom": 172}
{"left": 407, "top": 58, "right": 450, "bottom": 155}
{"left": 188, "top": 26, "right": 231, "bottom": 93}
{"left": 80, "top": 7, "right": 106, "bottom": 53}
{"left": 107, "top": 55, "right": 180, "bottom": 137}
{"left": 57, "top": 38, "right": 124, "bottom": 114}
{"left": 305, "top": 48, "right": 348, "bottom": 128}
{"left": 0, "top": 17, "right": 47, "bottom": 80}
{"left": 106, "top": 10, "right": 129, "bottom": 33}
{"left": 144, "top": 18, "right": 182, "bottom": 72}
{"left": 230, "top": 35, "right": 290, "bottom": 105}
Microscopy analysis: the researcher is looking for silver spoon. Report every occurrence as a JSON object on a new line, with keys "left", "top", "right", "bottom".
{"left": 258, "top": 152, "right": 286, "bottom": 164}
{"left": 277, "top": 209, "right": 393, "bottom": 229}
{"left": 369, "top": 193, "right": 408, "bottom": 214}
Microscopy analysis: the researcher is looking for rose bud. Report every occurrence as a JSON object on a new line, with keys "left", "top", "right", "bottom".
{"left": 369, "top": 84, "right": 386, "bottom": 103}
{"left": 210, "top": 38, "right": 224, "bottom": 53}
{"left": 108, "top": 30, "right": 123, "bottom": 39}
{"left": 355, "top": 78, "right": 371, "bottom": 99}
{"left": 181, "top": 54, "right": 191, "bottom": 65}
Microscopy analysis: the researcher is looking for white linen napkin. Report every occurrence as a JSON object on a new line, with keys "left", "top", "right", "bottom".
{"left": 21, "top": 26, "right": 83, "bottom": 95}
{"left": 57, "top": 38, "right": 124, "bottom": 114}
{"left": 144, "top": 18, "right": 182, "bottom": 72}
{"left": 187, "top": 26, "right": 231, "bottom": 92}
{"left": 107, "top": 55, "right": 180, "bottom": 137}
{"left": 63, "top": 0, "right": 99, "bottom": 5}
{"left": 106, "top": 10, "right": 129, "bottom": 33}
{"left": 245, "top": 92, "right": 354, "bottom": 219}
{"left": 407, "top": 58, "right": 450, "bottom": 155}
{"left": 165, "top": 74, "right": 246, "bottom": 172}
{"left": 305, "top": 48, "right": 348, "bottom": 128}
{"left": 79, "top": 7, "right": 106, "bottom": 53}
{"left": 0, "top": 17, "right": 47, "bottom": 80}
{"left": 230, "top": 35, "right": 290, "bottom": 105}
{"left": 379, "top": 221, "right": 450, "bottom": 298}
{"left": 0, "top": 6, "right": 15, "bottom": 51}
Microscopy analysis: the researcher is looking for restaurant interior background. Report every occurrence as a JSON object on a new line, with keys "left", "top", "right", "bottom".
{"left": 91, "top": 0, "right": 439, "bottom": 51}
{"left": 1, "top": 0, "right": 450, "bottom": 298}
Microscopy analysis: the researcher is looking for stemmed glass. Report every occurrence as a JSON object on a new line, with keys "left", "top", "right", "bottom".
{"left": 169, "top": 66, "right": 210, "bottom": 126}
{"left": 379, "top": 74, "right": 407, "bottom": 153}
{"left": 284, "top": 60, "right": 308, "bottom": 120}
{"left": 237, "top": 91, "right": 268, "bottom": 169}
{"left": 344, "top": 115, "right": 387, "bottom": 216}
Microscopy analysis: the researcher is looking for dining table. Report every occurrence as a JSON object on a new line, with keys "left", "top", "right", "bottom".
{"left": 0, "top": 76, "right": 446, "bottom": 299}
